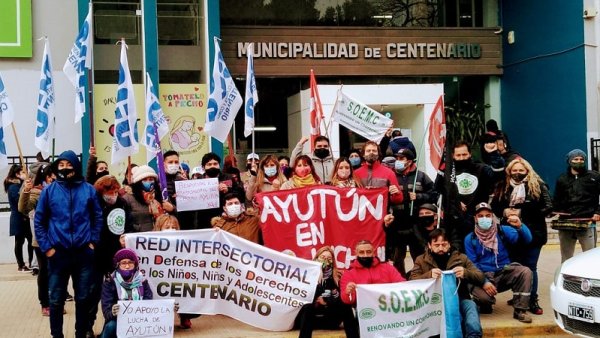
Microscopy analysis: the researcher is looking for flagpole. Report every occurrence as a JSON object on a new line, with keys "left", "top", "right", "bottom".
{"left": 88, "top": 1, "right": 95, "bottom": 146}
{"left": 409, "top": 115, "right": 433, "bottom": 216}
{"left": 10, "top": 123, "right": 26, "bottom": 174}
{"left": 232, "top": 122, "right": 237, "bottom": 155}
{"left": 323, "top": 85, "right": 342, "bottom": 140}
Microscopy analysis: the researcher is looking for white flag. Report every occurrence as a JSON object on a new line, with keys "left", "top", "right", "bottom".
{"left": 244, "top": 43, "right": 258, "bottom": 137}
{"left": 63, "top": 2, "right": 93, "bottom": 123}
{"left": 143, "top": 72, "right": 169, "bottom": 162}
{"left": 333, "top": 90, "right": 393, "bottom": 143}
{"left": 0, "top": 72, "right": 15, "bottom": 169}
{"left": 35, "top": 39, "right": 56, "bottom": 159}
{"left": 111, "top": 41, "right": 139, "bottom": 164}
{"left": 206, "top": 37, "right": 242, "bottom": 143}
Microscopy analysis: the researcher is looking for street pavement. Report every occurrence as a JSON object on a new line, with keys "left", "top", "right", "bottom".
{"left": 0, "top": 244, "right": 575, "bottom": 337}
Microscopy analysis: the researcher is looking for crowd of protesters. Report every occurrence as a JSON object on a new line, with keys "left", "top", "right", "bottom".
{"left": 4, "top": 120, "right": 599, "bottom": 338}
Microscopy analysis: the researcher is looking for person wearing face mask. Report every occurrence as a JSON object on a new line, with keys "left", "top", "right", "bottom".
{"left": 278, "top": 155, "right": 292, "bottom": 179}
{"left": 86, "top": 146, "right": 110, "bottom": 185}
{"left": 410, "top": 228, "right": 485, "bottom": 338}
{"left": 246, "top": 155, "right": 287, "bottom": 203}
{"left": 34, "top": 150, "right": 104, "bottom": 338}
{"left": 162, "top": 150, "right": 191, "bottom": 224}
{"left": 329, "top": 157, "right": 362, "bottom": 188}
{"left": 90, "top": 175, "right": 134, "bottom": 335}
{"left": 294, "top": 246, "right": 358, "bottom": 338}
{"left": 341, "top": 240, "right": 405, "bottom": 308}
{"left": 491, "top": 158, "right": 551, "bottom": 315}
{"left": 464, "top": 202, "right": 534, "bottom": 323}
{"left": 5, "top": 164, "right": 33, "bottom": 272}
{"left": 100, "top": 249, "right": 153, "bottom": 338}
{"left": 354, "top": 141, "right": 403, "bottom": 205}
{"left": 554, "top": 149, "right": 600, "bottom": 260}
{"left": 290, "top": 135, "right": 335, "bottom": 184}
{"left": 241, "top": 152, "right": 260, "bottom": 194}
{"left": 347, "top": 149, "right": 363, "bottom": 170}
{"left": 434, "top": 140, "right": 505, "bottom": 249}
{"left": 210, "top": 193, "right": 262, "bottom": 244}
{"left": 122, "top": 165, "right": 170, "bottom": 232}
{"left": 387, "top": 148, "right": 436, "bottom": 277}
{"left": 280, "top": 155, "right": 322, "bottom": 190}
{"left": 412, "top": 203, "right": 462, "bottom": 258}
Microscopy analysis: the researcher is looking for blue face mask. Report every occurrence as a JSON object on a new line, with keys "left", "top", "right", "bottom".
{"left": 264, "top": 167, "right": 277, "bottom": 177}
{"left": 349, "top": 157, "right": 361, "bottom": 167}
{"left": 394, "top": 160, "right": 406, "bottom": 172}
{"left": 478, "top": 217, "right": 493, "bottom": 230}
{"left": 142, "top": 181, "right": 155, "bottom": 192}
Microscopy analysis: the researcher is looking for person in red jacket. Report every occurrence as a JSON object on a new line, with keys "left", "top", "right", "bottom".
{"left": 354, "top": 141, "right": 403, "bottom": 205}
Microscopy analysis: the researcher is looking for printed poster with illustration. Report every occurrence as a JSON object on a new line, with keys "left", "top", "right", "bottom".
{"left": 93, "top": 84, "right": 208, "bottom": 182}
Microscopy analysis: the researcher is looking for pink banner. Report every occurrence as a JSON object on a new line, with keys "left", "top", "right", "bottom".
{"left": 256, "top": 186, "right": 388, "bottom": 269}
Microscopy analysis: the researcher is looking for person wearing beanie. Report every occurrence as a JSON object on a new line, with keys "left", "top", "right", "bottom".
{"left": 99, "top": 249, "right": 152, "bottom": 338}
{"left": 34, "top": 150, "right": 104, "bottom": 338}
{"left": 122, "top": 165, "right": 172, "bottom": 232}
{"left": 554, "top": 148, "right": 600, "bottom": 262}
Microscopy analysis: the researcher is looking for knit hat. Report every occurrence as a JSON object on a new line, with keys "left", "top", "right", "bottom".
{"left": 475, "top": 202, "right": 492, "bottom": 213}
{"left": 566, "top": 149, "right": 587, "bottom": 164}
{"left": 419, "top": 203, "right": 438, "bottom": 213}
{"left": 131, "top": 165, "right": 157, "bottom": 183}
{"left": 113, "top": 248, "right": 139, "bottom": 267}
{"left": 396, "top": 148, "right": 416, "bottom": 161}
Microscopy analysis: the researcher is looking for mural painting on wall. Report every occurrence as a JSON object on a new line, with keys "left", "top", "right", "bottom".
{"left": 93, "top": 84, "right": 208, "bottom": 183}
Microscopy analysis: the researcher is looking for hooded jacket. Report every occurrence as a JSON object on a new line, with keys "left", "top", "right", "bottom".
{"left": 290, "top": 142, "right": 335, "bottom": 183}
{"left": 340, "top": 257, "right": 405, "bottom": 305}
{"left": 554, "top": 169, "right": 600, "bottom": 218}
{"left": 355, "top": 161, "right": 403, "bottom": 205}
{"left": 34, "top": 150, "right": 103, "bottom": 253}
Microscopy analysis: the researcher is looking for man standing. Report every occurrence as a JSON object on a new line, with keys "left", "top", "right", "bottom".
{"left": 553, "top": 149, "right": 600, "bottom": 262}
{"left": 354, "top": 141, "right": 403, "bottom": 205}
{"left": 410, "top": 228, "right": 485, "bottom": 338}
{"left": 34, "top": 150, "right": 103, "bottom": 338}
{"left": 340, "top": 240, "right": 405, "bottom": 337}
{"left": 290, "top": 135, "right": 335, "bottom": 183}
{"left": 464, "top": 202, "right": 533, "bottom": 323}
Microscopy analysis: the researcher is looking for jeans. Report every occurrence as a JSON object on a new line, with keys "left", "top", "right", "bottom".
{"left": 295, "top": 301, "right": 359, "bottom": 338}
{"left": 515, "top": 245, "right": 542, "bottom": 300}
{"left": 34, "top": 247, "right": 49, "bottom": 307}
{"left": 48, "top": 246, "right": 96, "bottom": 338}
{"left": 461, "top": 299, "right": 482, "bottom": 338}
{"left": 100, "top": 320, "right": 117, "bottom": 338}
{"left": 14, "top": 231, "right": 33, "bottom": 268}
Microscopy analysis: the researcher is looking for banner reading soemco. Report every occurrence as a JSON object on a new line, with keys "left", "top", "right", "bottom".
{"left": 125, "top": 229, "right": 320, "bottom": 331}
{"left": 256, "top": 186, "right": 388, "bottom": 269}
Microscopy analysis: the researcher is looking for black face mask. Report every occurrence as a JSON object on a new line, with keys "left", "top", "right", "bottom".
{"left": 57, "top": 168, "right": 76, "bottom": 182}
{"left": 96, "top": 170, "right": 109, "bottom": 180}
{"left": 418, "top": 215, "right": 435, "bottom": 228}
{"left": 205, "top": 168, "right": 221, "bottom": 178}
{"left": 432, "top": 251, "right": 451, "bottom": 270}
{"left": 314, "top": 148, "right": 330, "bottom": 159}
{"left": 357, "top": 256, "right": 373, "bottom": 268}
{"left": 510, "top": 173, "right": 527, "bottom": 182}
{"left": 454, "top": 158, "right": 472, "bottom": 170}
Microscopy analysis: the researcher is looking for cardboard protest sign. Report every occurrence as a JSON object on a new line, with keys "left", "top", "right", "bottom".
{"left": 256, "top": 186, "right": 388, "bottom": 269}
{"left": 125, "top": 230, "right": 320, "bottom": 331}
{"left": 174, "top": 178, "right": 219, "bottom": 211}
{"left": 116, "top": 299, "right": 175, "bottom": 338}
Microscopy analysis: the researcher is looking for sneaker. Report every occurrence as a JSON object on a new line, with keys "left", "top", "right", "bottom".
{"left": 66, "top": 294, "right": 74, "bottom": 302}
{"left": 85, "top": 330, "right": 95, "bottom": 338}
{"left": 529, "top": 300, "right": 543, "bottom": 315}
{"left": 31, "top": 268, "right": 39, "bottom": 276}
{"left": 513, "top": 310, "right": 532, "bottom": 323}
{"left": 18, "top": 266, "right": 30, "bottom": 273}
{"left": 507, "top": 298, "right": 514, "bottom": 306}
{"left": 180, "top": 318, "right": 192, "bottom": 329}
{"left": 41, "top": 307, "right": 50, "bottom": 316}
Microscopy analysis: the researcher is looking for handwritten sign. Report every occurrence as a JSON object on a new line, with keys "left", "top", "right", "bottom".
{"left": 174, "top": 178, "right": 219, "bottom": 211}
{"left": 116, "top": 299, "right": 175, "bottom": 338}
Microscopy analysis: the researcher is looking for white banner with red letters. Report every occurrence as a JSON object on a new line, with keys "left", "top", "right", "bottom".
{"left": 125, "top": 229, "right": 320, "bottom": 331}
{"left": 256, "top": 186, "right": 388, "bottom": 269}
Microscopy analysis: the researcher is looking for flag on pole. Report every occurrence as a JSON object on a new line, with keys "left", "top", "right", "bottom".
{"left": 111, "top": 40, "right": 139, "bottom": 164}
{"left": 35, "top": 39, "right": 56, "bottom": 159}
{"left": 63, "top": 1, "right": 93, "bottom": 123}
{"left": 244, "top": 43, "right": 258, "bottom": 137}
{"left": 309, "top": 69, "right": 324, "bottom": 151}
{"left": 143, "top": 72, "right": 169, "bottom": 161}
{"left": 0, "top": 72, "right": 15, "bottom": 169}
{"left": 206, "top": 37, "right": 243, "bottom": 143}
{"left": 428, "top": 95, "right": 446, "bottom": 170}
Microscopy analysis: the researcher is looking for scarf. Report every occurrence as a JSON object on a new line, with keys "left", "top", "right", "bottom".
{"left": 143, "top": 190, "right": 164, "bottom": 219}
{"left": 509, "top": 179, "right": 527, "bottom": 206}
{"left": 474, "top": 222, "right": 499, "bottom": 257}
{"left": 113, "top": 270, "right": 144, "bottom": 300}
{"left": 336, "top": 179, "right": 357, "bottom": 188}
{"left": 291, "top": 173, "right": 317, "bottom": 188}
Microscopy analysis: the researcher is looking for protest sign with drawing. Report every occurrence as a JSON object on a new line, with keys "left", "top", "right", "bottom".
{"left": 174, "top": 178, "right": 219, "bottom": 211}
{"left": 116, "top": 299, "right": 175, "bottom": 338}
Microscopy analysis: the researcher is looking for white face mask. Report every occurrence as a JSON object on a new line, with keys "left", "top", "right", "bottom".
{"left": 166, "top": 164, "right": 179, "bottom": 175}
{"left": 225, "top": 204, "right": 243, "bottom": 218}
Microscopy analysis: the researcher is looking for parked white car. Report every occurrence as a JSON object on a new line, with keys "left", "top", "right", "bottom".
{"left": 550, "top": 247, "right": 600, "bottom": 337}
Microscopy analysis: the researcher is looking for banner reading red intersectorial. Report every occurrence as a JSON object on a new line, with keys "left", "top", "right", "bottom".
{"left": 256, "top": 186, "right": 388, "bottom": 269}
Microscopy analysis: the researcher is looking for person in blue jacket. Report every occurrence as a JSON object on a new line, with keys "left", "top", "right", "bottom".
{"left": 465, "top": 202, "right": 534, "bottom": 324}
{"left": 34, "top": 150, "right": 103, "bottom": 338}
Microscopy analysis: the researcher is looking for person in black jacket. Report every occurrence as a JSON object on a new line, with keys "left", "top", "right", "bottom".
{"left": 492, "top": 158, "right": 552, "bottom": 315}
{"left": 553, "top": 149, "right": 600, "bottom": 262}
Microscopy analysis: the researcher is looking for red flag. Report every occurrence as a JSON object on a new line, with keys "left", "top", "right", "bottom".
{"left": 428, "top": 95, "right": 446, "bottom": 169}
{"left": 309, "top": 69, "right": 324, "bottom": 151}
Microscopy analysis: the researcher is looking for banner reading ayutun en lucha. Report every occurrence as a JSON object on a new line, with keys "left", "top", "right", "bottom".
{"left": 256, "top": 186, "right": 388, "bottom": 269}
